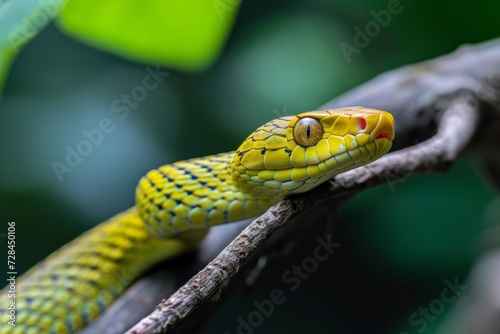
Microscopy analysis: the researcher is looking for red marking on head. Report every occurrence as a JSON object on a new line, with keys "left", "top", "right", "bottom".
{"left": 376, "top": 132, "right": 388, "bottom": 139}
{"left": 359, "top": 118, "right": 366, "bottom": 130}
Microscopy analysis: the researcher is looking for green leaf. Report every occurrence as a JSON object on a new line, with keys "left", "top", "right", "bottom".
{"left": 57, "top": 0, "right": 241, "bottom": 71}
{"left": 0, "top": 0, "right": 65, "bottom": 94}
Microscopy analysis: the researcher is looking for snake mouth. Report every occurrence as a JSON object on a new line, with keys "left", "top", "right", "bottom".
{"left": 369, "top": 111, "right": 395, "bottom": 142}
{"left": 361, "top": 111, "right": 394, "bottom": 158}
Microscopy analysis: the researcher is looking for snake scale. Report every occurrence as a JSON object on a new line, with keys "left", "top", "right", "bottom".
{"left": 0, "top": 107, "right": 394, "bottom": 333}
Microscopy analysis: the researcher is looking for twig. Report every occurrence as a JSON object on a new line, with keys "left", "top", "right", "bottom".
{"left": 125, "top": 94, "right": 481, "bottom": 333}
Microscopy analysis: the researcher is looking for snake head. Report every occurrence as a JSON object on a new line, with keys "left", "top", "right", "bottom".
{"left": 231, "top": 107, "right": 394, "bottom": 197}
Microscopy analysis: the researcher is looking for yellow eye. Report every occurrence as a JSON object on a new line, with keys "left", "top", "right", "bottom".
{"left": 293, "top": 117, "right": 324, "bottom": 147}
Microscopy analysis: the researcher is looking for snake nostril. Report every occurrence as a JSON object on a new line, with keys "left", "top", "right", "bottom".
{"left": 376, "top": 132, "right": 388, "bottom": 139}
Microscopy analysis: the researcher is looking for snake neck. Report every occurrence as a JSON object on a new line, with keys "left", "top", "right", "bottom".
{"left": 136, "top": 152, "right": 280, "bottom": 237}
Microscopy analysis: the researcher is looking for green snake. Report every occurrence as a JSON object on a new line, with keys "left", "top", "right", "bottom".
{"left": 0, "top": 107, "right": 394, "bottom": 333}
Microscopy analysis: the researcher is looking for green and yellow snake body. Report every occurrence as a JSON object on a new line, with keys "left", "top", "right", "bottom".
{"left": 0, "top": 107, "right": 394, "bottom": 333}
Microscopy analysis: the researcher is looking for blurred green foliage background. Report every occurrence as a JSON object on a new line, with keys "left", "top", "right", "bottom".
{"left": 0, "top": 0, "right": 499, "bottom": 333}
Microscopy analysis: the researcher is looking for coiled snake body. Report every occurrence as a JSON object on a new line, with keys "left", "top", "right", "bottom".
{"left": 0, "top": 107, "right": 394, "bottom": 333}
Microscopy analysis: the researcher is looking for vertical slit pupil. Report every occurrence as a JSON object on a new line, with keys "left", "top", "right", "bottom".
{"left": 306, "top": 124, "right": 311, "bottom": 138}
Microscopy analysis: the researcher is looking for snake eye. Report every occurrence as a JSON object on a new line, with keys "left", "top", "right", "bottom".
{"left": 293, "top": 117, "right": 324, "bottom": 147}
